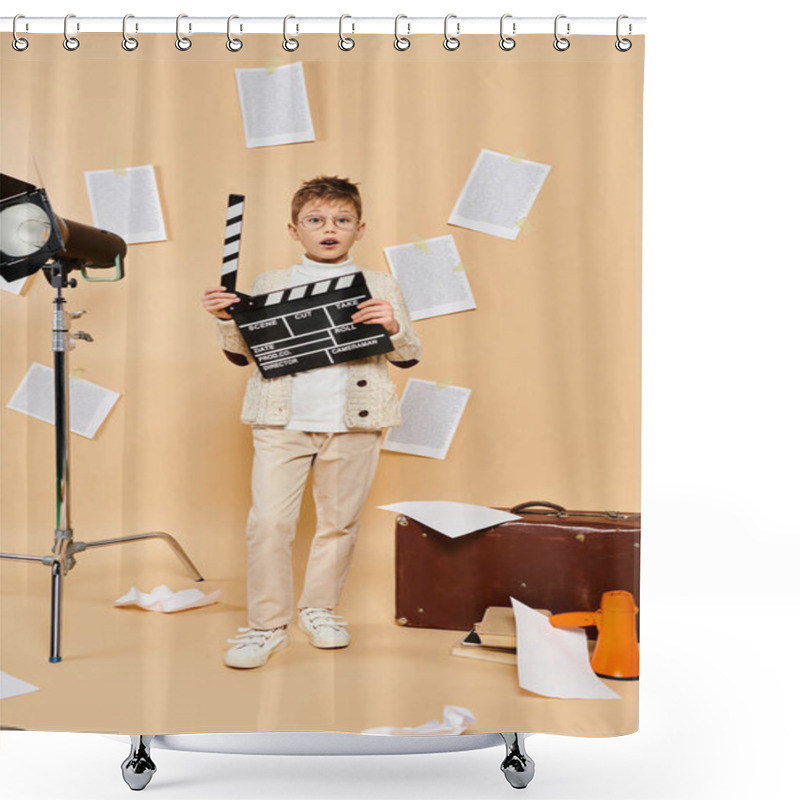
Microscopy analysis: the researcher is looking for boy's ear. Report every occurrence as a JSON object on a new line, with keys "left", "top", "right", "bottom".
{"left": 287, "top": 222, "right": 300, "bottom": 241}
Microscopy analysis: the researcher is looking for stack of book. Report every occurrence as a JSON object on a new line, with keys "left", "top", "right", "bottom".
{"left": 451, "top": 606, "right": 550, "bottom": 665}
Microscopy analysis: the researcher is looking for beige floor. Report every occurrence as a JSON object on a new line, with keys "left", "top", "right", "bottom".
{"left": 0, "top": 502, "right": 637, "bottom": 737}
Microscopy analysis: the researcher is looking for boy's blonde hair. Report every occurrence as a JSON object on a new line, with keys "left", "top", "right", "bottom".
{"left": 291, "top": 176, "right": 362, "bottom": 224}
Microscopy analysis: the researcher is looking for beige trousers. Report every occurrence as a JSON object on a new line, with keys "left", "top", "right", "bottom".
{"left": 245, "top": 426, "right": 383, "bottom": 630}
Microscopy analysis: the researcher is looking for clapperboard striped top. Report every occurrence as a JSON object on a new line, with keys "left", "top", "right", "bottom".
{"left": 221, "top": 194, "right": 244, "bottom": 293}
{"left": 246, "top": 273, "right": 358, "bottom": 311}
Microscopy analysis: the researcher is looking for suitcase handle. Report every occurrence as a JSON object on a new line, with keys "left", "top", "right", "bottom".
{"left": 508, "top": 502, "right": 641, "bottom": 521}
{"left": 510, "top": 501, "right": 568, "bottom": 517}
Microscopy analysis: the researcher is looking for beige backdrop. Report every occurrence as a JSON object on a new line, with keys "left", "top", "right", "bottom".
{"left": 0, "top": 34, "right": 643, "bottom": 735}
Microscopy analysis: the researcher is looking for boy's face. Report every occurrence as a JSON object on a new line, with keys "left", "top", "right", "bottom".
{"left": 288, "top": 199, "right": 365, "bottom": 264}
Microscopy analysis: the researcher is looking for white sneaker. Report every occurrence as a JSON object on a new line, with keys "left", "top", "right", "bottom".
{"left": 297, "top": 607, "right": 351, "bottom": 649}
{"left": 223, "top": 626, "right": 288, "bottom": 669}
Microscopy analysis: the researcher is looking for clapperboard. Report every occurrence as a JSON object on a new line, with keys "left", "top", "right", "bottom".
{"left": 220, "top": 194, "right": 394, "bottom": 379}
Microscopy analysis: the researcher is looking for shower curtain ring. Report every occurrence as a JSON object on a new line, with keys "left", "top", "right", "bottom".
{"left": 615, "top": 15, "right": 632, "bottom": 51}
{"left": 12, "top": 15, "right": 29, "bottom": 51}
{"left": 63, "top": 14, "right": 80, "bottom": 51}
{"left": 227, "top": 15, "right": 243, "bottom": 51}
{"left": 394, "top": 15, "right": 411, "bottom": 50}
{"left": 338, "top": 15, "right": 355, "bottom": 51}
{"left": 553, "top": 14, "right": 570, "bottom": 51}
{"left": 499, "top": 14, "right": 516, "bottom": 50}
{"left": 175, "top": 14, "right": 192, "bottom": 51}
{"left": 283, "top": 15, "right": 299, "bottom": 51}
{"left": 443, "top": 14, "right": 460, "bottom": 51}
{"left": 122, "top": 14, "right": 139, "bottom": 51}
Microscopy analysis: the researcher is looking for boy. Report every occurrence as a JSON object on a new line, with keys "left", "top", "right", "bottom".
{"left": 201, "top": 176, "right": 422, "bottom": 669}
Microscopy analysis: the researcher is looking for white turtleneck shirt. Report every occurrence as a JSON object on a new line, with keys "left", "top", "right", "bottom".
{"left": 283, "top": 253, "right": 358, "bottom": 432}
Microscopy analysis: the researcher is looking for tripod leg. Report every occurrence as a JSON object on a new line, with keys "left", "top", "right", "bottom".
{"left": 121, "top": 735, "right": 156, "bottom": 791}
{"left": 80, "top": 532, "right": 204, "bottom": 581}
{"left": 49, "top": 558, "right": 63, "bottom": 663}
{"left": 0, "top": 553, "right": 51, "bottom": 562}
{"left": 499, "top": 733, "right": 535, "bottom": 789}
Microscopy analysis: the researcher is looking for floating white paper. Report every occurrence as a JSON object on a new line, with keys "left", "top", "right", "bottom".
{"left": 6, "top": 362, "right": 119, "bottom": 439}
{"left": 0, "top": 272, "right": 30, "bottom": 296}
{"left": 449, "top": 149, "right": 551, "bottom": 240}
{"left": 84, "top": 164, "right": 166, "bottom": 244}
{"left": 377, "top": 501, "right": 521, "bottom": 539}
{"left": 235, "top": 63, "right": 316, "bottom": 148}
{"left": 0, "top": 671, "right": 40, "bottom": 700}
{"left": 361, "top": 705, "right": 476, "bottom": 736}
{"left": 114, "top": 584, "right": 222, "bottom": 613}
{"left": 511, "top": 598, "right": 620, "bottom": 700}
{"left": 382, "top": 379, "right": 470, "bottom": 460}
{"left": 383, "top": 235, "right": 476, "bottom": 321}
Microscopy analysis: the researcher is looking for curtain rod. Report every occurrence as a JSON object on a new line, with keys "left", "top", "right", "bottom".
{"left": 1, "top": 16, "right": 646, "bottom": 36}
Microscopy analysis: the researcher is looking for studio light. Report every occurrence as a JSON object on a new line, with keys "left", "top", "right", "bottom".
{"left": 0, "top": 173, "right": 127, "bottom": 282}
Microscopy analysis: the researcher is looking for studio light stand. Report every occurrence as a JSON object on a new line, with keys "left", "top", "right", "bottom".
{"left": 1, "top": 175, "right": 204, "bottom": 662}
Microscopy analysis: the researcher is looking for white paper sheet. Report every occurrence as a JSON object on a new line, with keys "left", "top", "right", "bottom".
{"left": 361, "top": 705, "right": 476, "bottom": 736}
{"left": 84, "top": 164, "right": 166, "bottom": 244}
{"left": 511, "top": 597, "right": 620, "bottom": 700}
{"left": 381, "top": 379, "right": 470, "bottom": 460}
{"left": 235, "top": 63, "right": 316, "bottom": 148}
{"left": 383, "top": 235, "right": 476, "bottom": 321}
{"left": 448, "top": 149, "right": 551, "bottom": 240}
{"left": 377, "top": 501, "right": 521, "bottom": 538}
{"left": 114, "top": 584, "right": 222, "bottom": 613}
{"left": 0, "top": 671, "right": 40, "bottom": 700}
{"left": 6, "top": 362, "right": 119, "bottom": 439}
{"left": 0, "top": 272, "right": 30, "bottom": 296}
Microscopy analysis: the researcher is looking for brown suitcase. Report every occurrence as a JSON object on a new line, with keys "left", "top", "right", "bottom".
{"left": 394, "top": 501, "right": 641, "bottom": 634}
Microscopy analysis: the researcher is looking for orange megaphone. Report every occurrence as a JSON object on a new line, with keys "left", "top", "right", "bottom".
{"left": 549, "top": 590, "right": 639, "bottom": 680}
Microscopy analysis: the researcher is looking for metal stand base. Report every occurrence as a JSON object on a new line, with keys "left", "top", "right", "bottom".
{"left": 1, "top": 531, "right": 203, "bottom": 662}
{"left": 122, "top": 736, "right": 156, "bottom": 791}
{"left": 0, "top": 260, "right": 204, "bottom": 663}
{"left": 500, "top": 733, "right": 535, "bottom": 789}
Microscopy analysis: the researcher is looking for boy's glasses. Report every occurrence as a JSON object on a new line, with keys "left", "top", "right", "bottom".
{"left": 299, "top": 214, "right": 359, "bottom": 231}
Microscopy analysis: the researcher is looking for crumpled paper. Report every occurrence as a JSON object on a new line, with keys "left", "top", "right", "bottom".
{"left": 114, "top": 584, "right": 221, "bottom": 613}
{"left": 361, "top": 705, "right": 476, "bottom": 736}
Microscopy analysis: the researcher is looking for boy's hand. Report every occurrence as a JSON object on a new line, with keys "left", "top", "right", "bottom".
{"left": 202, "top": 286, "right": 240, "bottom": 319}
{"left": 351, "top": 298, "right": 399, "bottom": 336}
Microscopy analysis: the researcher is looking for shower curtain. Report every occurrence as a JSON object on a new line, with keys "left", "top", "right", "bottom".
{"left": 0, "top": 29, "right": 643, "bottom": 738}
